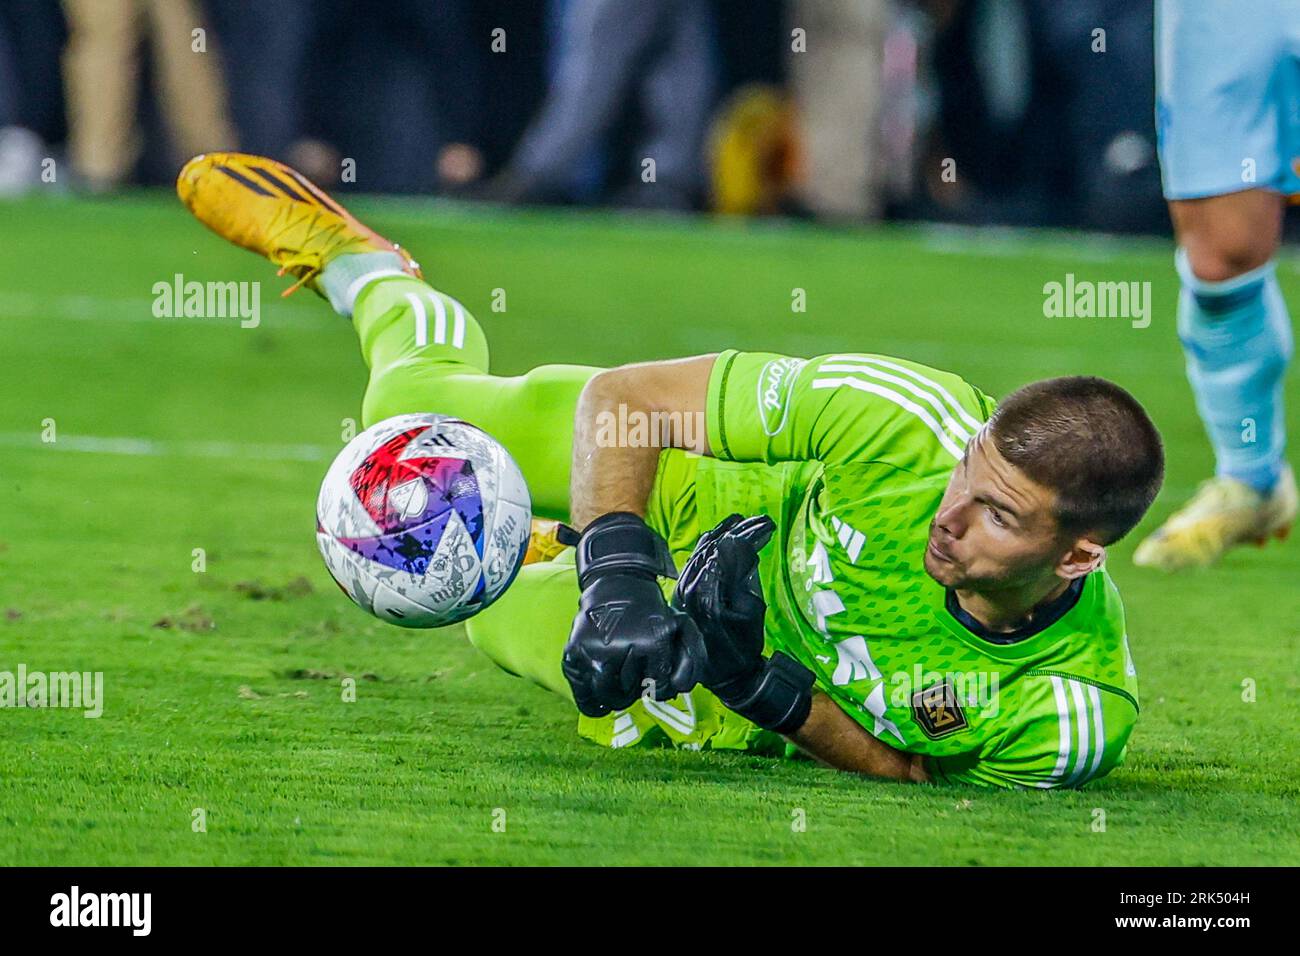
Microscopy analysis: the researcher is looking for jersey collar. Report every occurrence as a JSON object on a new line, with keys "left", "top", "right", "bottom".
{"left": 939, "top": 573, "right": 1092, "bottom": 660}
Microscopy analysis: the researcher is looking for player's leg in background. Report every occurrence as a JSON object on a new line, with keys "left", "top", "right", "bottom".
{"left": 1136, "top": 0, "right": 1297, "bottom": 569}
{"left": 62, "top": 0, "right": 142, "bottom": 190}
{"left": 321, "top": 262, "right": 600, "bottom": 522}
{"left": 1170, "top": 192, "right": 1292, "bottom": 494}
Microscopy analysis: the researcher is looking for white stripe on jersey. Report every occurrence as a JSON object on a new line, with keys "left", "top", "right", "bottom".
{"left": 817, "top": 360, "right": 973, "bottom": 444}
{"left": 405, "top": 292, "right": 428, "bottom": 346}
{"left": 643, "top": 691, "right": 696, "bottom": 736}
{"left": 610, "top": 711, "right": 640, "bottom": 748}
{"left": 1037, "top": 675, "right": 1073, "bottom": 789}
{"left": 450, "top": 297, "right": 467, "bottom": 349}
{"left": 426, "top": 291, "right": 448, "bottom": 345}
{"left": 1087, "top": 684, "right": 1106, "bottom": 780}
{"left": 823, "top": 355, "right": 985, "bottom": 432}
{"left": 346, "top": 268, "right": 409, "bottom": 310}
{"left": 1066, "top": 679, "right": 1092, "bottom": 786}
{"left": 1036, "top": 678, "right": 1114, "bottom": 789}
{"left": 811, "top": 376, "right": 966, "bottom": 459}
{"left": 846, "top": 529, "right": 865, "bottom": 563}
{"left": 829, "top": 516, "right": 867, "bottom": 563}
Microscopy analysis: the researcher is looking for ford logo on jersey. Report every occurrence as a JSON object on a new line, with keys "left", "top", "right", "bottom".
{"left": 757, "top": 357, "right": 806, "bottom": 436}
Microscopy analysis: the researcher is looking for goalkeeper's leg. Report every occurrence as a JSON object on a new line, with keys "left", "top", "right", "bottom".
{"left": 345, "top": 270, "right": 599, "bottom": 522}
{"left": 175, "top": 150, "right": 598, "bottom": 522}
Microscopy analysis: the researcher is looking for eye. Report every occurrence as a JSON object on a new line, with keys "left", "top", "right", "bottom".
{"left": 987, "top": 506, "right": 1006, "bottom": 528}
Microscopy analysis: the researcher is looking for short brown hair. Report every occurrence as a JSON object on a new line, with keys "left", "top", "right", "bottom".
{"left": 988, "top": 377, "right": 1164, "bottom": 544}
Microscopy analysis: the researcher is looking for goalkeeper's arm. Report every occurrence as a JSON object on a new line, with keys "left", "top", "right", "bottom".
{"left": 562, "top": 356, "right": 719, "bottom": 717}
{"left": 789, "top": 693, "right": 929, "bottom": 783}
{"left": 569, "top": 354, "right": 717, "bottom": 524}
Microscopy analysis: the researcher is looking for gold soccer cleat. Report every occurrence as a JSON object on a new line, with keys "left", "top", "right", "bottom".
{"left": 1133, "top": 465, "right": 1296, "bottom": 571}
{"left": 176, "top": 151, "right": 421, "bottom": 297}
{"left": 523, "top": 519, "right": 574, "bottom": 565}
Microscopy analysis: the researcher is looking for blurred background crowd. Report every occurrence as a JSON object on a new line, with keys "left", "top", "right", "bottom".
{"left": 0, "top": 0, "right": 1167, "bottom": 232}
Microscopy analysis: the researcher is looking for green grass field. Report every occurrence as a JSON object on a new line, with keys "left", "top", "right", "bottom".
{"left": 1, "top": 193, "right": 1297, "bottom": 865}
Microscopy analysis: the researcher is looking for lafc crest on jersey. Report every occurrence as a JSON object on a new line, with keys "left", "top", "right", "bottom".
{"left": 911, "top": 681, "right": 969, "bottom": 739}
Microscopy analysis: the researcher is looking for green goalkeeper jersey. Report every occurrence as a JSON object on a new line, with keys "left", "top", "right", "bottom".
{"left": 701, "top": 350, "right": 1140, "bottom": 788}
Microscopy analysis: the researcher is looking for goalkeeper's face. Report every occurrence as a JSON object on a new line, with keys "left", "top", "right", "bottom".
{"left": 924, "top": 428, "right": 1087, "bottom": 593}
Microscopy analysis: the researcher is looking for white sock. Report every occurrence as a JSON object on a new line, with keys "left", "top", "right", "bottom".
{"left": 318, "top": 252, "right": 409, "bottom": 317}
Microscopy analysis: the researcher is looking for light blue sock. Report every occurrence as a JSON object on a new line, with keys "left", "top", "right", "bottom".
{"left": 1176, "top": 249, "right": 1293, "bottom": 494}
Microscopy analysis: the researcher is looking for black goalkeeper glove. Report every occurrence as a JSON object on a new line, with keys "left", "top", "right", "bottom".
{"left": 672, "top": 513, "right": 815, "bottom": 735}
{"left": 562, "top": 512, "right": 706, "bottom": 718}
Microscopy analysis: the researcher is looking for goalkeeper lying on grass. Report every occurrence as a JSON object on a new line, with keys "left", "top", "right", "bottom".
{"left": 179, "top": 152, "right": 1165, "bottom": 789}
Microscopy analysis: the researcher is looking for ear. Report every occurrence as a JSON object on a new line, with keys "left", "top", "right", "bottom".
{"left": 1056, "top": 537, "right": 1105, "bottom": 580}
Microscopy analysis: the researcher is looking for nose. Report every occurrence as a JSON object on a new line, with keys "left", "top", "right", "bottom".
{"left": 935, "top": 497, "right": 967, "bottom": 539}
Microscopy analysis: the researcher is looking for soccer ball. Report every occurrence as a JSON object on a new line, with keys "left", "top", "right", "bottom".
{"left": 315, "top": 413, "right": 532, "bottom": 627}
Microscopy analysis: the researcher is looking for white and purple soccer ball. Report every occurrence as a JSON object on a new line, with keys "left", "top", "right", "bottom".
{"left": 315, "top": 413, "right": 532, "bottom": 628}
